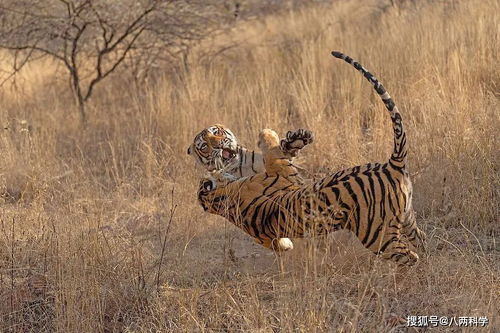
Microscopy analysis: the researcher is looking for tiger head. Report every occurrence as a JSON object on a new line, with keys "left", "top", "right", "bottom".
{"left": 187, "top": 124, "right": 239, "bottom": 172}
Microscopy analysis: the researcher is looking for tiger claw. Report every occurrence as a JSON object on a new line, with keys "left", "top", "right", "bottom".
{"left": 281, "top": 128, "right": 314, "bottom": 156}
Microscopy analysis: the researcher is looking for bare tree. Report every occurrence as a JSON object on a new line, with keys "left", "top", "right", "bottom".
{"left": 0, "top": 0, "right": 231, "bottom": 123}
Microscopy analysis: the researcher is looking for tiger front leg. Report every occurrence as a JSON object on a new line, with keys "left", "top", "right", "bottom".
{"left": 280, "top": 129, "right": 314, "bottom": 158}
{"left": 254, "top": 237, "right": 294, "bottom": 252}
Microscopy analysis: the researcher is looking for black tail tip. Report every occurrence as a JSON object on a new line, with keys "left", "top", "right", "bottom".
{"left": 331, "top": 51, "right": 344, "bottom": 59}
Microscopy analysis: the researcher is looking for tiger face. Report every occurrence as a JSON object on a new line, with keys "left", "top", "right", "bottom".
{"left": 187, "top": 124, "right": 239, "bottom": 172}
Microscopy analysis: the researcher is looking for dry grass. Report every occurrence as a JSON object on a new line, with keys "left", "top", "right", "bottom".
{"left": 0, "top": 0, "right": 499, "bottom": 331}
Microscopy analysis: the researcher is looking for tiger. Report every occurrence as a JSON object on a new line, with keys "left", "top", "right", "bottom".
{"left": 197, "top": 51, "right": 426, "bottom": 266}
{"left": 188, "top": 125, "right": 314, "bottom": 251}
{"left": 187, "top": 124, "right": 313, "bottom": 177}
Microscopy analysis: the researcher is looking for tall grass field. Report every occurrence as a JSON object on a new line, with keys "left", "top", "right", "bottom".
{"left": 0, "top": 0, "right": 498, "bottom": 331}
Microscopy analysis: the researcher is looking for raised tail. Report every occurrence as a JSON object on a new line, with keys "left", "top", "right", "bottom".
{"left": 331, "top": 51, "right": 407, "bottom": 169}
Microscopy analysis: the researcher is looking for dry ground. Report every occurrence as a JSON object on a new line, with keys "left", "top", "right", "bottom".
{"left": 0, "top": 0, "right": 499, "bottom": 332}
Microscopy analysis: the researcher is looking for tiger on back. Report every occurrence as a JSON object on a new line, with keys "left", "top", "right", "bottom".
{"left": 187, "top": 125, "right": 260, "bottom": 176}
{"left": 188, "top": 125, "right": 313, "bottom": 178}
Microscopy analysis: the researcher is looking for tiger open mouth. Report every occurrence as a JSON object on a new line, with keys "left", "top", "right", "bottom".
{"left": 222, "top": 148, "right": 236, "bottom": 161}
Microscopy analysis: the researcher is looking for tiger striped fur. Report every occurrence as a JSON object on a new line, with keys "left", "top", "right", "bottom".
{"left": 198, "top": 51, "right": 426, "bottom": 266}
{"left": 189, "top": 125, "right": 314, "bottom": 251}
{"left": 188, "top": 124, "right": 313, "bottom": 177}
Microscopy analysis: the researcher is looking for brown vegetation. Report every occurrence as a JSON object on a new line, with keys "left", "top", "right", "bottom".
{"left": 0, "top": 0, "right": 498, "bottom": 331}
{"left": 0, "top": 0, "right": 233, "bottom": 122}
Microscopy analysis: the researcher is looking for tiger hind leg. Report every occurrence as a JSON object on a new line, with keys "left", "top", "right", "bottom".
{"left": 379, "top": 238, "right": 419, "bottom": 266}
{"left": 402, "top": 209, "right": 427, "bottom": 251}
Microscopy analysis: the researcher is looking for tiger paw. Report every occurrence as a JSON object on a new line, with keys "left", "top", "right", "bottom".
{"left": 258, "top": 237, "right": 294, "bottom": 252}
{"left": 273, "top": 238, "right": 294, "bottom": 252}
{"left": 280, "top": 129, "right": 314, "bottom": 157}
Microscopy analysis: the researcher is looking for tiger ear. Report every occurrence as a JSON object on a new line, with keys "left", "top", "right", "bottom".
{"left": 187, "top": 145, "right": 193, "bottom": 155}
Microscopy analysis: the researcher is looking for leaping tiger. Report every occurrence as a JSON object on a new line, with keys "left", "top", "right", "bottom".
{"left": 197, "top": 51, "right": 426, "bottom": 266}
